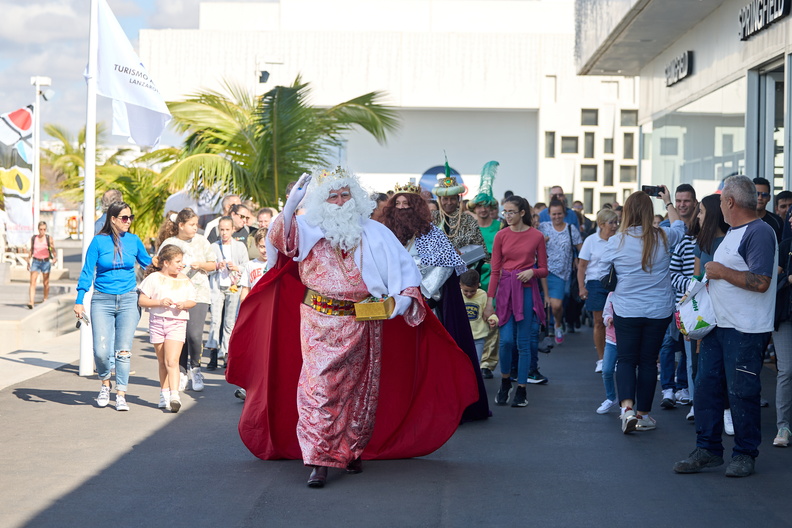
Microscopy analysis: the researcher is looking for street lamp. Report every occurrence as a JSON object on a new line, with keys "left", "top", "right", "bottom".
{"left": 30, "top": 76, "right": 53, "bottom": 229}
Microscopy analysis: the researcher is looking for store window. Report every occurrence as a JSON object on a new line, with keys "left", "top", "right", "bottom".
{"left": 584, "top": 132, "right": 595, "bottom": 158}
{"left": 545, "top": 131, "right": 555, "bottom": 158}
{"left": 581, "top": 109, "right": 598, "bottom": 126}
{"left": 581, "top": 165, "right": 597, "bottom": 182}
{"left": 647, "top": 77, "right": 746, "bottom": 196}
{"left": 561, "top": 136, "right": 579, "bottom": 154}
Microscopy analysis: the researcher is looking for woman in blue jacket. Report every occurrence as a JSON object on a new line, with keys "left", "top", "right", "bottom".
{"left": 74, "top": 201, "right": 152, "bottom": 411}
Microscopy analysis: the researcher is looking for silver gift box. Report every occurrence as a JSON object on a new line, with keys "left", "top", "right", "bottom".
{"left": 458, "top": 244, "right": 486, "bottom": 266}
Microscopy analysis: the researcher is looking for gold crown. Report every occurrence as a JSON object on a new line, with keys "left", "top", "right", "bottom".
{"left": 393, "top": 182, "right": 421, "bottom": 194}
{"left": 314, "top": 166, "right": 349, "bottom": 184}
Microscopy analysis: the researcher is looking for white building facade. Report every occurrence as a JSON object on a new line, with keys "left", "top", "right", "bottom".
{"left": 576, "top": 0, "right": 792, "bottom": 205}
{"left": 140, "top": 0, "right": 638, "bottom": 210}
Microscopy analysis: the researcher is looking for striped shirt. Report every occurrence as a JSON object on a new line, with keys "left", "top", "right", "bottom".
{"left": 669, "top": 235, "right": 695, "bottom": 303}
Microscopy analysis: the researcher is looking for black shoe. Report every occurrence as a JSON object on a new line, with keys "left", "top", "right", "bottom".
{"left": 661, "top": 398, "right": 675, "bottom": 410}
{"left": 725, "top": 454, "right": 755, "bottom": 477}
{"left": 307, "top": 466, "right": 328, "bottom": 488}
{"left": 345, "top": 457, "right": 363, "bottom": 474}
{"left": 526, "top": 370, "right": 548, "bottom": 384}
{"left": 481, "top": 368, "right": 493, "bottom": 379}
{"left": 511, "top": 386, "right": 528, "bottom": 407}
{"left": 495, "top": 378, "right": 512, "bottom": 406}
{"left": 673, "top": 447, "right": 724, "bottom": 474}
{"left": 206, "top": 349, "right": 218, "bottom": 371}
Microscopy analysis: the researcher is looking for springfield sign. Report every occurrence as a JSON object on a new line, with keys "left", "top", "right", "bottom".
{"left": 739, "top": 0, "right": 790, "bottom": 40}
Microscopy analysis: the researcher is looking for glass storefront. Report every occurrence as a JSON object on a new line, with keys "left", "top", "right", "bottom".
{"left": 643, "top": 77, "right": 747, "bottom": 203}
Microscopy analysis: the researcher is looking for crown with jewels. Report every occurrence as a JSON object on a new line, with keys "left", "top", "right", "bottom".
{"left": 393, "top": 181, "right": 421, "bottom": 194}
{"left": 314, "top": 166, "right": 350, "bottom": 185}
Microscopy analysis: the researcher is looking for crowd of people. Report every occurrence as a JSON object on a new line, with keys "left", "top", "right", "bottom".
{"left": 72, "top": 170, "right": 789, "bottom": 483}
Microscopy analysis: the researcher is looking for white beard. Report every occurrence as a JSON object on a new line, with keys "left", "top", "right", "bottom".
{"left": 307, "top": 199, "right": 363, "bottom": 252}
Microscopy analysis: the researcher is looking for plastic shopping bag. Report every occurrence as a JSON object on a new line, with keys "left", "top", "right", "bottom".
{"left": 674, "top": 277, "right": 717, "bottom": 340}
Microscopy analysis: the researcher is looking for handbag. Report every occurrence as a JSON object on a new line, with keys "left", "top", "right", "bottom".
{"left": 674, "top": 276, "right": 717, "bottom": 340}
{"left": 600, "top": 263, "right": 617, "bottom": 292}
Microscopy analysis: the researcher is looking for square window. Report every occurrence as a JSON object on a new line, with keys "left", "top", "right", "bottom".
{"left": 561, "top": 136, "right": 579, "bottom": 154}
{"left": 545, "top": 131, "right": 556, "bottom": 158}
{"left": 581, "top": 109, "right": 599, "bottom": 126}
{"left": 581, "top": 165, "right": 597, "bottom": 182}
{"left": 621, "top": 110, "right": 638, "bottom": 127}
{"left": 620, "top": 165, "right": 637, "bottom": 183}
{"left": 601, "top": 192, "right": 617, "bottom": 209}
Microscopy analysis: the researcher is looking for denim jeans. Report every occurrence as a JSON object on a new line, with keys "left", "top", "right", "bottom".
{"left": 658, "top": 322, "right": 688, "bottom": 391}
{"left": 206, "top": 288, "right": 241, "bottom": 355}
{"left": 774, "top": 321, "right": 792, "bottom": 430}
{"left": 498, "top": 285, "right": 540, "bottom": 384}
{"left": 602, "top": 341, "right": 618, "bottom": 402}
{"left": 695, "top": 326, "right": 769, "bottom": 458}
{"left": 684, "top": 339, "right": 696, "bottom": 403}
{"left": 180, "top": 302, "right": 210, "bottom": 370}
{"left": 91, "top": 291, "right": 141, "bottom": 392}
{"left": 613, "top": 314, "right": 671, "bottom": 413}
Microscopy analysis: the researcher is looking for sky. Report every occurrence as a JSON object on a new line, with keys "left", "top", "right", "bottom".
{"left": 0, "top": 0, "right": 260, "bottom": 146}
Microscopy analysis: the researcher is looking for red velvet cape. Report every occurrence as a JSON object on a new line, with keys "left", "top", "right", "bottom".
{"left": 226, "top": 257, "right": 479, "bottom": 461}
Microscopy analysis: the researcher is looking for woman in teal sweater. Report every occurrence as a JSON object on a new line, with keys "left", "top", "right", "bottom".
{"left": 74, "top": 202, "right": 151, "bottom": 411}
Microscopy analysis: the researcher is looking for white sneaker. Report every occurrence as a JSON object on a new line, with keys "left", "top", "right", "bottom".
{"left": 190, "top": 367, "right": 204, "bottom": 392}
{"left": 675, "top": 388, "right": 692, "bottom": 405}
{"left": 179, "top": 370, "right": 189, "bottom": 392}
{"left": 636, "top": 414, "right": 656, "bottom": 430}
{"left": 596, "top": 399, "right": 617, "bottom": 414}
{"left": 686, "top": 408, "right": 695, "bottom": 421}
{"left": 115, "top": 395, "right": 129, "bottom": 411}
{"left": 158, "top": 391, "right": 171, "bottom": 410}
{"left": 595, "top": 360, "right": 603, "bottom": 373}
{"left": 661, "top": 388, "right": 676, "bottom": 409}
{"left": 96, "top": 385, "right": 111, "bottom": 407}
{"left": 554, "top": 327, "right": 564, "bottom": 344}
{"left": 169, "top": 395, "right": 182, "bottom": 413}
{"left": 724, "top": 409, "right": 734, "bottom": 436}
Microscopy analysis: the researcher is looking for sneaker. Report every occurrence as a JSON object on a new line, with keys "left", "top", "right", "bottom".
{"left": 675, "top": 388, "right": 692, "bottom": 405}
{"left": 481, "top": 367, "right": 493, "bottom": 379}
{"left": 761, "top": 398, "right": 770, "bottom": 408}
{"left": 595, "top": 359, "right": 603, "bottom": 373}
{"left": 511, "top": 386, "right": 528, "bottom": 407}
{"left": 234, "top": 388, "right": 247, "bottom": 401}
{"left": 686, "top": 408, "right": 695, "bottom": 421}
{"left": 526, "top": 370, "right": 549, "bottom": 384}
{"left": 660, "top": 388, "right": 676, "bottom": 409}
{"left": 636, "top": 414, "right": 656, "bottom": 430}
{"left": 96, "top": 385, "right": 111, "bottom": 408}
{"left": 190, "top": 367, "right": 204, "bottom": 392}
{"left": 158, "top": 392, "right": 171, "bottom": 410}
{"left": 179, "top": 370, "right": 189, "bottom": 392}
{"left": 495, "top": 378, "right": 512, "bottom": 406}
{"left": 773, "top": 427, "right": 791, "bottom": 447}
{"left": 725, "top": 454, "right": 755, "bottom": 478}
{"left": 555, "top": 327, "right": 564, "bottom": 344}
{"left": 621, "top": 408, "right": 638, "bottom": 434}
{"left": 673, "top": 447, "right": 724, "bottom": 473}
{"left": 596, "top": 399, "right": 617, "bottom": 414}
{"left": 115, "top": 395, "right": 129, "bottom": 411}
{"left": 724, "top": 409, "right": 734, "bottom": 436}
{"left": 169, "top": 395, "right": 182, "bottom": 413}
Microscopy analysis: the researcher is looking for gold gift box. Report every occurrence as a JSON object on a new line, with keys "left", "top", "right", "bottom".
{"left": 354, "top": 296, "right": 395, "bottom": 321}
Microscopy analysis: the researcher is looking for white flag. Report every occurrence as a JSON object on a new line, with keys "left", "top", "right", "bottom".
{"left": 94, "top": 0, "right": 170, "bottom": 147}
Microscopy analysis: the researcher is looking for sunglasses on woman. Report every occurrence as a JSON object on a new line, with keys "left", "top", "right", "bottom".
{"left": 116, "top": 215, "right": 135, "bottom": 223}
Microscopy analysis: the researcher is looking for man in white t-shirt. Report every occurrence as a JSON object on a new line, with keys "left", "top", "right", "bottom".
{"left": 674, "top": 175, "right": 777, "bottom": 478}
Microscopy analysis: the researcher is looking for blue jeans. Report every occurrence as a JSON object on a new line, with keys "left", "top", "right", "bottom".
{"left": 602, "top": 342, "right": 617, "bottom": 402}
{"left": 498, "top": 285, "right": 540, "bottom": 384}
{"left": 695, "top": 327, "right": 769, "bottom": 459}
{"left": 91, "top": 291, "right": 141, "bottom": 392}
{"left": 658, "top": 322, "right": 688, "bottom": 391}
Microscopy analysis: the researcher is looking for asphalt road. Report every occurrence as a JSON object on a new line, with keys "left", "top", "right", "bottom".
{"left": 3, "top": 322, "right": 791, "bottom": 528}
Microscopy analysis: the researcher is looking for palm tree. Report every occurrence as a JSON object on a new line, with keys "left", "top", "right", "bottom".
{"left": 165, "top": 77, "right": 399, "bottom": 205}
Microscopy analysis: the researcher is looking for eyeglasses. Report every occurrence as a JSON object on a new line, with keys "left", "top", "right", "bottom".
{"left": 237, "top": 215, "right": 250, "bottom": 220}
{"left": 117, "top": 215, "right": 135, "bottom": 223}
{"left": 551, "top": 193, "right": 564, "bottom": 198}
{"left": 757, "top": 192, "right": 770, "bottom": 199}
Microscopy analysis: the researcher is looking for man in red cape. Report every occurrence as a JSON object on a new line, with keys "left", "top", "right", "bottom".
{"left": 226, "top": 169, "right": 479, "bottom": 488}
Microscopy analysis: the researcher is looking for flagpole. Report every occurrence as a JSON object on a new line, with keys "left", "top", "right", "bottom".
{"left": 79, "top": 0, "right": 99, "bottom": 377}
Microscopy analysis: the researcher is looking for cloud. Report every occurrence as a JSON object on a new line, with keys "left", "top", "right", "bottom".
{"left": 0, "top": 1, "right": 87, "bottom": 45}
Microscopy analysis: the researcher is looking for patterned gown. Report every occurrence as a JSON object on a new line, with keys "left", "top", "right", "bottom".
{"left": 272, "top": 218, "right": 422, "bottom": 468}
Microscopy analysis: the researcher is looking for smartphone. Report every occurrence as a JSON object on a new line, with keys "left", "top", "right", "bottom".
{"left": 642, "top": 185, "right": 662, "bottom": 197}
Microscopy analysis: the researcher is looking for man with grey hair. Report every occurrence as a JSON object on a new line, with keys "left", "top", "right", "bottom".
{"left": 94, "top": 189, "right": 123, "bottom": 234}
{"left": 205, "top": 193, "right": 241, "bottom": 241}
{"left": 674, "top": 175, "right": 777, "bottom": 478}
